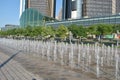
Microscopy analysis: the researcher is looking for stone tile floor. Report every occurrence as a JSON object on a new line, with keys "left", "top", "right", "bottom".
{"left": 0, "top": 45, "right": 109, "bottom": 80}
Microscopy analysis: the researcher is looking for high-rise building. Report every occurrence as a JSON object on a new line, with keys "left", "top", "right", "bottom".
{"left": 116, "top": 0, "right": 120, "bottom": 14}
{"left": 62, "top": 0, "right": 72, "bottom": 20}
{"left": 20, "top": 0, "right": 56, "bottom": 18}
{"left": 20, "top": 0, "right": 25, "bottom": 18}
{"left": 62, "top": 0, "right": 120, "bottom": 20}
{"left": 82, "top": 0, "right": 113, "bottom": 18}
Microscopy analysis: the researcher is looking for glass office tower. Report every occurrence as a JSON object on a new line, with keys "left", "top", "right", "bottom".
{"left": 20, "top": 0, "right": 56, "bottom": 27}
{"left": 20, "top": 0, "right": 25, "bottom": 18}
{"left": 116, "top": 0, "right": 120, "bottom": 14}
{"left": 47, "top": 0, "right": 120, "bottom": 27}
{"left": 62, "top": 0, "right": 83, "bottom": 19}
{"left": 83, "top": 0, "right": 112, "bottom": 18}
{"left": 62, "top": 0, "right": 72, "bottom": 20}
{"left": 20, "top": 0, "right": 56, "bottom": 18}
{"left": 62, "top": 0, "right": 120, "bottom": 20}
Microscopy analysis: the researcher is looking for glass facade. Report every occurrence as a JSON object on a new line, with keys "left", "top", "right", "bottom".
{"left": 62, "top": 0, "right": 120, "bottom": 19}
{"left": 62, "top": 0, "right": 72, "bottom": 20}
{"left": 20, "top": 8, "right": 56, "bottom": 27}
{"left": 24, "top": 0, "right": 56, "bottom": 17}
{"left": 116, "top": 0, "right": 120, "bottom": 14}
{"left": 46, "top": 15, "right": 120, "bottom": 27}
{"left": 83, "top": 0, "right": 112, "bottom": 18}
{"left": 20, "top": 0, "right": 25, "bottom": 18}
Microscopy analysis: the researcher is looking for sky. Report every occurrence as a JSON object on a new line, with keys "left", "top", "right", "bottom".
{"left": 0, "top": 0, "right": 62, "bottom": 28}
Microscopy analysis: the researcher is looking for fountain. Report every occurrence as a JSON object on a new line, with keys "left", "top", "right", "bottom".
{"left": 54, "top": 41, "right": 57, "bottom": 62}
{"left": 0, "top": 38, "right": 119, "bottom": 80}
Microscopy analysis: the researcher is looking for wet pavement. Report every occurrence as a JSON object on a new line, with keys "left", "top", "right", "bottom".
{"left": 0, "top": 45, "right": 110, "bottom": 80}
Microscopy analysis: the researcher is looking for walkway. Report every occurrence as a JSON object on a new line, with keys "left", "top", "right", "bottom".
{"left": 0, "top": 44, "right": 109, "bottom": 80}
{"left": 0, "top": 51, "right": 41, "bottom": 80}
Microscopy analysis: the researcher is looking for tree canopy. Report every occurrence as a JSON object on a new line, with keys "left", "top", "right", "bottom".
{"left": 0, "top": 23, "right": 119, "bottom": 39}
{"left": 56, "top": 25, "right": 69, "bottom": 39}
{"left": 68, "top": 24, "right": 87, "bottom": 38}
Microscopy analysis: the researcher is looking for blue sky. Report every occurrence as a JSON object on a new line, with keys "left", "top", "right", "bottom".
{"left": 0, "top": 0, "right": 62, "bottom": 27}
{"left": 56, "top": 0, "right": 62, "bottom": 16}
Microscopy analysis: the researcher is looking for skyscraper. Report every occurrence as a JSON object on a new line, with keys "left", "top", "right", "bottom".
{"left": 82, "top": 0, "right": 113, "bottom": 18}
{"left": 62, "top": 0, "right": 120, "bottom": 20}
{"left": 62, "top": 0, "right": 72, "bottom": 20}
{"left": 20, "top": 0, "right": 25, "bottom": 18}
{"left": 116, "top": 0, "right": 120, "bottom": 14}
{"left": 20, "top": 0, "right": 56, "bottom": 18}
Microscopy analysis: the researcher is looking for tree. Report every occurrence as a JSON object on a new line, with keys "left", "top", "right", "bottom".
{"left": 29, "top": 26, "right": 42, "bottom": 37}
{"left": 87, "top": 24, "right": 113, "bottom": 35}
{"left": 68, "top": 24, "right": 79, "bottom": 38}
{"left": 56, "top": 25, "right": 69, "bottom": 39}
{"left": 78, "top": 25, "right": 87, "bottom": 37}
{"left": 113, "top": 24, "right": 120, "bottom": 33}
{"left": 15, "top": 28, "right": 25, "bottom": 36}
{"left": 41, "top": 26, "right": 55, "bottom": 38}
{"left": 87, "top": 25, "right": 98, "bottom": 35}
{"left": 24, "top": 26, "right": 32, "bottom": 36}
{"left": 96, "top": 24, "right": 113, "bottom": 35}
{"left": 68, "top": 24, "right": 86, "bottom": 38}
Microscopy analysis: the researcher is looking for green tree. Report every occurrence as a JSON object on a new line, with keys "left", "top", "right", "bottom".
{"left": 56, "top": 25, "right": 69, "bottom": 39}
{"left": 68, "top": 24, "right": 86, "bottom": 38}
{"left": 31, "top": 26, "right": 42, "bottom": 37}
{"left": 41, "top": 26, "right": 55, "bottom": 38}
{"left": 15, "top": 28, "right": 25, "bottom": 36}
{"left": 96, "top": 24, "right": 113, "bottom": 35}
{"left": 87, "top": 25, "right": 98, "bottom": 35}
{"left": 113, "top": 24, "right": 120, "bottom": 33}
{"left": 87, "top": 24, "right": 113, "bottom": 36}
{"left": 68, "top": 24, "right": 79, "bottom": 38}
{"left": 24, "top": 26, "right": 32, "bottom": 36}
{"left": 78, "top": 25, "right": 87, "bottom": 37}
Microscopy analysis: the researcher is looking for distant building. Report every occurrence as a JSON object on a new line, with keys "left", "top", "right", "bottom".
{"left": 20, "top": 0, "right": 57, "bottom": 27}
{"left": 62, "top": 0, "right": 120, "bottom": 20}
{"left": 116, "top": 0, "right": 120, "bottom": 14}
{"left": 20, "top": 8, "right": 57, "bottom": 27}
{"left": 82, "top": 0, "right": 120, "bottom": 18}
{"left": 20, "top": 0, "right": 25, "bottom": 18}
{"left": 20, "top": 0, "right": 56, "bottom": 18}
{"left": 46, "top": 14, "right": 120, "bottom": 27}
{"left": 62, "top": 0, "right": 72, "bottom": 20}
{"left": 1, "top": 24, "right": 19, "bottom": 31}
